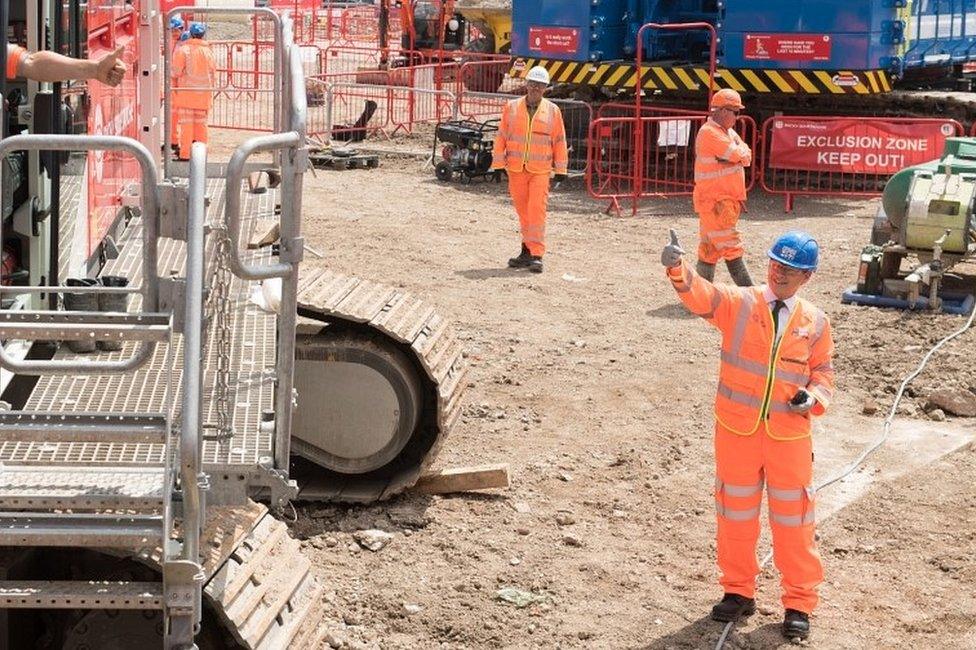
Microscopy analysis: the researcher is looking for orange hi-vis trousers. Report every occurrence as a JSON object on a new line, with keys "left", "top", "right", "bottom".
{"left": 170, "top": 107, "right": 181, "bottom": 146}
{"left": 178, "top": 108, "right": 209, "bottom": 160}
{"left": 696, "top": 198, "right": 744, "bottom": 264}
{"left": 714, "top": 422, "right": 823, "bottom": 613}
{"left": 507, "top": 170, "right": 550, "bottom": 257}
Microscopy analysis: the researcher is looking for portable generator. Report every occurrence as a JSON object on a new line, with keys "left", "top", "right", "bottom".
{"left": 432, "top": 118, "right": 500, "bottom": 183}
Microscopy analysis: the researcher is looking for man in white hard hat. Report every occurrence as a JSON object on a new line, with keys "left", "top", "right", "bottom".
{"left": 490, "top": 65, "right": 568, "bottom": 273}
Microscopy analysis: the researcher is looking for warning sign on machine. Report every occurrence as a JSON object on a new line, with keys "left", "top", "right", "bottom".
{"left": 744, "top": 34, "right": 831, "bottom": 62}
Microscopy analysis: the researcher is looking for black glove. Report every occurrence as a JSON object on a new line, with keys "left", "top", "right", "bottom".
{"left": 553, "top": 173, "right": 568, "bottom": 184}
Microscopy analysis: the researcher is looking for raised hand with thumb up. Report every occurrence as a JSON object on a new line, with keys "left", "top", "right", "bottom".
{"left": 661, "top": 228, "right": 685, "bottom": 268}
{"left": 95, "top": 46, "right": 127, "bottom": 87}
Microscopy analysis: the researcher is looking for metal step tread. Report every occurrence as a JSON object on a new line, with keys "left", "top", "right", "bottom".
{"left": 0, "top": 580, "right": 163, "bottom": 609}
{"left": 0, "top": 412, "right": 170, "bottom": 445}
{"left": 0, "top": 511, "right": 164, "bottom": 548}
{"left": 0, "top": 310, "right": 172, "bottom": 342}
{"left": 0, "top": 465, "right": 166, "bottom": 509}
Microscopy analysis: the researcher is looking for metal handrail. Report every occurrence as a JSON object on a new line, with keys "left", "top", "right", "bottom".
{"left": 163, "top": 6, "right": 284, "bottom": 178}
{"left": 180, "top": 142, "right": 207, "bottom": 566}
{"left": 0, "top": 134, "right": 161, "bottom": 375}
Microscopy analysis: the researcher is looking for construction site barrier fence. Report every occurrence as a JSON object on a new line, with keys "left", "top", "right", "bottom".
{"left": 758, "top": 116, "right": 964, "bottom": 212}
{"left": 586, "top": 113, "right": 757, "bottom": 214}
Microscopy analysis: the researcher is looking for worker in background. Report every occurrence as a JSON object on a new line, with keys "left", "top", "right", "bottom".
{"left": 693, "top": 89, "right": 754, "bottom": 287}
{"left": 6, "top": 42, "right": 125, "bottom": 85}
{"left": 172, "top": 22, "right": 216, "bottom": 161}
{"left": 490, "top": 65, "right": 568, "bottom": 274}
{"left": 168, "top": 16, "right": 188, "bottom": 151}
{"left": 660, "top": 229, "right": 835, "bottom": 642}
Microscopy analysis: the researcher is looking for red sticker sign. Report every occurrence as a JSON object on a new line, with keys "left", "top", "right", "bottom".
{"left": 528, "top": 27, "right": 580, "bottom": 55}
{"left": 744, "top": 34, "right": 831, "bottom": 62}
{"left": 769, "top": 118, "right": 956, "bottom": 174}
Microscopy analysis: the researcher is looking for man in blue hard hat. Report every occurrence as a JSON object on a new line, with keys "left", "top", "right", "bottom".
{"left": 168, "top": 16, "right": 188, "bottom": 151}
{"left": 661, "top": 229, "right": 836, "bottom": 642}
{"left": 172, "top": 22, "right": 217, "bottom": 160}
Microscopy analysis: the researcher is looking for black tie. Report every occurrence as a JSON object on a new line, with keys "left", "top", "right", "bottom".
{"left": 771, "top": 300, "right": 786, "bottom": 338}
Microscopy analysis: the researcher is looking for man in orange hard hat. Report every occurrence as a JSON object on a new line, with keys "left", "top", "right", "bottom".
{"left": 490, "top": 65, "right": 568, "bottom": 274}
{"left": 172, "top": 22, "right": 216, "bottom": 161}
{"left": 693, "top": 88, "right": 754, "bottom": 286}
{"left": 661, "top": 228, "right": 835, "bottom": 641}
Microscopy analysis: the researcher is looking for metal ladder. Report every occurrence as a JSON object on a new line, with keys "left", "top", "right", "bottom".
{"left": 0, "top": 135, "right": 209, "bottom": 649}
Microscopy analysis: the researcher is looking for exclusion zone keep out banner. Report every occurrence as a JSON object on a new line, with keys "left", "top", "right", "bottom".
{"left": 768, "top": 118, "right": 958, "bottom": 174}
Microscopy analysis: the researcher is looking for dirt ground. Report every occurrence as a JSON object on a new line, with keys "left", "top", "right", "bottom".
{"left": 207, "top": 130, "right": 976, "bottom": 649}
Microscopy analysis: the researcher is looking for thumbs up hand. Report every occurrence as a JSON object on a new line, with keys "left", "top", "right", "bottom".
{"left": 95, "top": 46, "right": 127, "bottom": 87}
{"left": 661, "top": 228, "right": 685, "bottom": 268}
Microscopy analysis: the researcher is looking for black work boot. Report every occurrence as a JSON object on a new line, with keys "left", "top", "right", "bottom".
{"left": 508, "top": 245, "right": 532, "bottom": 268}
{"left": 725, "top": 257, "right": 754, "bottom": 287}
{"left": 695, "top": 259, "right": 716, "bottom": 282}
{"left": 710, "top": 593, "right": 756, "bottom": 622}
{"left": 783, "top": 609, "right": 810, "bottom": 640}
{"left": 528, "top": 256, "right": 543, "bottom": 274}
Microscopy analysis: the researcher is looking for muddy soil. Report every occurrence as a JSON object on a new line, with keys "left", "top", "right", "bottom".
{"left": 263, "top": 150, "right": 975, "bottom": 649}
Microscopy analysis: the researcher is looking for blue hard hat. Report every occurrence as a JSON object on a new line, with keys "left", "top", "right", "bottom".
{"left": 767, "top": 231, "right": 820, "bottom": 271}
{"left": 179, "top": 31, "right": 190, "bottom": 41}
{"left": 189, "top": 22, "right": 206, "bottom": 38}
{"left": 169, "top": 16, "right": 184, "bottom": 30}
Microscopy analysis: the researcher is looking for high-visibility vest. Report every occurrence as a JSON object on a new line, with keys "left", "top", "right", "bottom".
{"left": 491, "top": 97, "right": 569, "bottom": 175}
{"left": 172, "top": 39, "right": 216, "bottom": 110}
{"left": 667, "top": 261, "right": 835, "bottom": 440}
{"left": 693, "top": 119, "right": 750, "bottom": 207}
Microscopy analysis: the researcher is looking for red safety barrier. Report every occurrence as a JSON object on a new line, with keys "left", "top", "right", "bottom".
{"left": 595, "top": 103, "right": 706, "bottom": 119}
{"left": 588, "top": 113, "right": 756, "bottom": 215}
{"left": 208, "top": 40, "right": 279, "bottom": 132}
{"left": 758, "top": 115, "right": 964, "bottom": 212}
{"left": 455, "top": 60, "right": 523, "bottom": 98}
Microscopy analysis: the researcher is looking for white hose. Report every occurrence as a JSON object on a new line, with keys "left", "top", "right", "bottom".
{"left": 716, "top": 301, "right": 976, "bottom": 649}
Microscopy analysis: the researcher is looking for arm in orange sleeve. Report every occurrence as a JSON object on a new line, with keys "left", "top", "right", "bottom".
{"left": 172, "top": 46, "right": 185, "bottom": 82}
{"left": 551, "top": 105, "right": 568, "bottom": 175}
{"left": 665, "top": 259, "right": 737, "bottom": 331}
{"left": 490, "top": 104, "right": 509, "bottom": 170}
{"left": 6, "top": 44, "right": 26, "bottom": 80}
{"left": 806, "top": 315, "right": 835, "bottom": 416}
{"left": 700, "top": 125, "right": 751, "bottom": 165}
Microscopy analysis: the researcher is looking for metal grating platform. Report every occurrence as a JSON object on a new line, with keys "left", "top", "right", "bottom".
{"left": 1, "top": 179, "right": 278, "bottom": 472}
{"left": 0, "top": 465, "right": 165, "bottom": 509}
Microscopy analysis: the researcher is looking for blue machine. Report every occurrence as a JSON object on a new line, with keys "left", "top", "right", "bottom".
{"left": 511, "top": 0, "right": 976, "bottom": 96}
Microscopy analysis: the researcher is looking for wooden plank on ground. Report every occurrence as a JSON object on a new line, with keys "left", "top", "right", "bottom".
{"left": 413, "top": 464, "right": 510, "bottom": 495}
{"left": 248, "top": 219, "right": 280, "bottom": 249}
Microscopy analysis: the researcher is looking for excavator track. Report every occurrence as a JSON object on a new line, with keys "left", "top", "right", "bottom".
{"left": 292, "top": 269, "right": 468, "bottom": 502}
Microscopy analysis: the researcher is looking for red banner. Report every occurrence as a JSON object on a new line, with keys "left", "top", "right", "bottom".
{"left": 768, "top": 118, "right": 958, "bottom": 174}
{"left": 87, "top": 4, "right": 140, "bottom": 257}
{"left": 527, "top": 27, "right": 580, "bottom": 55}
{"left": 744, "top": 34, "right": 831, "bottom": 62}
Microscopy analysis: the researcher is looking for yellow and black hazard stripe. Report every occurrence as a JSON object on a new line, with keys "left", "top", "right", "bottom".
{"left": 510, "top": 58, "right": 892, "bottom": 95}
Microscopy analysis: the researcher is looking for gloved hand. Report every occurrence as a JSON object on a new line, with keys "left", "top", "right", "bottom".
{"left": 789, "top": 389, "right": 816, "bottom": 414}
{"left": 661, "top": 228, "right": 685, "bottom": 268}
{"left": 553, "top": 173, "right": 568, "bottom": 184}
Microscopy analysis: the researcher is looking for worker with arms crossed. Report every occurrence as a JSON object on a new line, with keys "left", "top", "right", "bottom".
{"left": 490, "top": 65, "right": 568, "bottom": 274}
{"left": 661, "top": 228, "right": 835, "bottom": 641}
{"left": 6, "top": 42, "right": 125, "bottom": 85}
{"left": 172, "top": 22, "right": 216, "bottom": 161}
{"left": 694, "top": 89, "right": 754, "bottom": 287}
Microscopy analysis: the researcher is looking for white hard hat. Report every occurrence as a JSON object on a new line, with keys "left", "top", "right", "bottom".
{"left": 525, "top": 66, "right": 550, "bottom": 85}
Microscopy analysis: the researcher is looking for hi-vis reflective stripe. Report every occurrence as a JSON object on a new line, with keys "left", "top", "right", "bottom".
{"left": 510, "top": 59, "right": 892, "bottom": 95}
{"left": 716, "top": 477, "right": 764, "bottom": 498}
{"left": 715, "top": 502, "right": 760, "bottom": 521}
{"left": 717, "top": 382, "right": 791, "bottom": 413}
{"left": 767, "top": 485, "right": 805, "bottom": 501}
{"left": 695, "top": 165, "right": 743, "bottom": 181}
{"left": 720, "top": 350, "right": 810, "bottom": 385}
{"left": 770, "top": 509, "right": 816, "bottom": 527}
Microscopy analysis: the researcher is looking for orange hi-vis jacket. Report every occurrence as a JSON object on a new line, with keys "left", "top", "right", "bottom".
{"left": 172, "top": 39, "right": 216, "bottom": 111}
{"left": 491, "top": 97, "right": 569, "bottom": 175}
{"left": 668, "top": 261, "right": 835, "bottom": 440}
{"left": 693, "top": 118, "right": 751, "bottom": 208}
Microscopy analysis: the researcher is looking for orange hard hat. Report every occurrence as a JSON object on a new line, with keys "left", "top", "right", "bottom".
{"left": 710, "top": 89, "right": 745, "bottom": 110}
